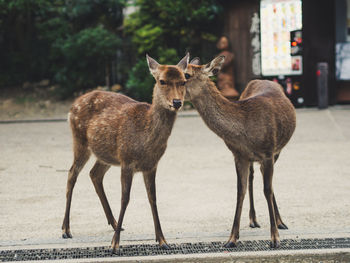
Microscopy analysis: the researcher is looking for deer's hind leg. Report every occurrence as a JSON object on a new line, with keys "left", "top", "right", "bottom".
{"left": 248, "top": 163, "right": 260, "bottom": 228}
{"left": 62, "top": 141, "right": 91, "bottom": 238}
{"left": 248, "top": 155, "right": 287, "bottom": 230}
{"left": 272, "top": 153, "right": 288, "bottom": 230}
{"left": 273, "top": 194, "right": 288, "bottom": 229}
{"left": 261, "top": 158, "right": 280, "bottom": 248}
{"left": 90, "top": 160, "right": 121, "bottom": 231}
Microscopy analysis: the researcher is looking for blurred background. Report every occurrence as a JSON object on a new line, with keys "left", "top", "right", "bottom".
{"left": 0, "top": 0, "right": 223, "bottom": 116}
{"left": 0, "top": 0, "right": 349, "bottom": 120}
{"left": 1, "top": 1, "right": 350, "bottom": 259}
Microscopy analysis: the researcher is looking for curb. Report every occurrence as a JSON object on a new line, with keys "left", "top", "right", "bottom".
{"left": 0, "top": 118, "right": 67, "bottom": 124}
{"left": 2, "top": 248, "right": 350, "bottom": 263}
{"left": 2, "top": 237, "right": 350, "bottom": 263}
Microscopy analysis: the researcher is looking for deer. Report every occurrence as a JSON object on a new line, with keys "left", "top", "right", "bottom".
{"left": 184, "top": 56, "right": 296, "bottom": 248}
{"left": 61, "top": 53, "right": 189, "bottom": 253}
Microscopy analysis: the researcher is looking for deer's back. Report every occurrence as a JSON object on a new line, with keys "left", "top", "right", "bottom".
{"left": 69, "top": 90, "right": 138, "bottom": 135}
{"left": 235, "top": 80, "right": 296, "bottom": 159}
{"left": 69, "top": 90, "right": 151, "bottom": 165}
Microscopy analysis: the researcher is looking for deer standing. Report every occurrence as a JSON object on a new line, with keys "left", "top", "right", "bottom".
{"left": 184, "top": 56, "right": 296, "bottom": 248}
{"left": 62, "top": 54, "right": 189, "bottom": 252}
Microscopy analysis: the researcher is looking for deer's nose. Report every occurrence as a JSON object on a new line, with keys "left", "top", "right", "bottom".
{"left": 172, "top": 99, "right": 182, "bottom": 109}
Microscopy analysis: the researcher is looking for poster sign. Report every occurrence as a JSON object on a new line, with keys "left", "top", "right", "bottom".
{"left": 336, "top": 43, "right": 350, "bottom": 80}
{"left": 260, "top": 0, "right": 302, "bottom": 76}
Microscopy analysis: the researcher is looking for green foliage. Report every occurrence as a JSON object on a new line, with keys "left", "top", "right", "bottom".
{"left": 0, "top": 0, "right": 223, "bottom": 101}
{"left": 0, "top": 0, "right": 57, "bottom": 85}
{"left": 0, "top": 0, "right": 125, "bottom": 98}
{"left": 124, "top": 0, "right": 223, "bottom": 102}
{"left": 125, "top": 0, "right": 222, "bottom": 56}
{"left": 157, "top": 48, "right": 179, "bottom": 64}
{"left": 53, "top": 26, "right": 122, "bottom": 98}
{"left": 56, "top": 26, "right": 121, "bottom": 60}
{"left": 133, "top": 24, "right": 163, "bottom": 54}
{"left": 125, "top": 47, "right": 179, "bottom": 102}
{"left": 126, "top": 60, "right": 155, "bottom": 103}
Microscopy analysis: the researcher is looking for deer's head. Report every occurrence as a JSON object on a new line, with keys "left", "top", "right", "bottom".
{"left": 184, "top": 56, "right": 225, "bottom": 99}
{"left": 146, "top": 53, "right": 189, "bottom": 111}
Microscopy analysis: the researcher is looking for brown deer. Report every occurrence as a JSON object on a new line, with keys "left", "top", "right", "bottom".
{"left": 184, "top": 56, "right": 296, "bottom": 248}
{"left": 62, "top": 54, "right": 189, "bottom": 252}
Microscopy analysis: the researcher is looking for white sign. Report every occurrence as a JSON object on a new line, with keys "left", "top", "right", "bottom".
{"left": 260, "top": 0, "right": 302, "bottom": 76}
{"left": 336, "top": 43, "right": 350, "bottom": 80}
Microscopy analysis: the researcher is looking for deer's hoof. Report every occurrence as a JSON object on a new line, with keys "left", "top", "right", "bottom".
{"left": 160, "top": 243, "right": 171, "bottom": 250}
{"left": 111, "top": 247, "right": 119, "bottom": 255}
{"left": 223, "top": 241, "right": 237, "bottom": 248}
{"left": 249, "top": 221, "right": 261, "bottom": 228}
{"left": 62, "top": 232, "right": 72, "bottom": 239}
{"left": 111, "top": 242, "right": 120, "bottom": 254}
{"left": 270, "top": 239, "right": 280, "bottom": 248}
{"left": 278, "top": 223, "right": 288, "bottom": 230}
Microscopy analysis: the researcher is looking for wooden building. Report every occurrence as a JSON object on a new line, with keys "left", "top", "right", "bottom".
{"left": 222, "top": 0, "right": 349, "bottom": 106}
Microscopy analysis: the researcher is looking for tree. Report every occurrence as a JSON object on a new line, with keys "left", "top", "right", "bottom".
{"left": 124, "top": 0, "right": 223, "bottom": 102}
{"left": 0, "top": 0, "right": 56, "bottom": 85}
{"left": 0, "top": 0, "right": 223, "bottom": 101}
{"left": 0, "top": 0, "right": 125, "bottom": 98}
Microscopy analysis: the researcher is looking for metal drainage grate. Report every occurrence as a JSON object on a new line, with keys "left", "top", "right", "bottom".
{"left": 1, "top": 237, "right": 350, "bottom": 262}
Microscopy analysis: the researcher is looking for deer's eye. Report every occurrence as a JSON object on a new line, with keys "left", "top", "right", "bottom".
{"left": 160, "top": 80, "right": 166, "bottom": 85}
{"left": 185, "top": 73, "right": 191, "bottom": 79}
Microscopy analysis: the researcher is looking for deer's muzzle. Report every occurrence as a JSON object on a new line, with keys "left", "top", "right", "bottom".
{"left": 172, "top": 99, "right": 182, "bottom": 109}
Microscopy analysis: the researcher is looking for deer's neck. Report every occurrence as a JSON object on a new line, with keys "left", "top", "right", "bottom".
{"left": 190, "top": 79, "right": 244, "bottom": 141}
{"left": 146, "top": 98, "right": 177, "bottom": 147}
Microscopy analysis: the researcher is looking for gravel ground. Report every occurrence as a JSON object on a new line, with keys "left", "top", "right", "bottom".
{"left": 0, "top": 106, "right": 350, "bottom": 248}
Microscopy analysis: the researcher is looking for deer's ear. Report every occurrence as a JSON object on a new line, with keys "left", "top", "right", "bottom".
{"left": 177, "top": 53, "right": 189, "bottom": 71}
{"left": 203, "top": 55, "right": 225, "bottom": 76}
{"left": 190, "top": 57, "right": 200, "bottom": 65}
{"left": 146, "top": 54, "right": 160, "bottom": 76}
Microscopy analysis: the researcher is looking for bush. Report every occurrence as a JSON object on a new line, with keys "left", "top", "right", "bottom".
{"left": 126, "top": 59, "right": 154, "bottom": 102}
{"left": 0, "top": 0, "right": 222, "bottom": 101}
{"left": 124, "top": 0, "right": 223, "bottom": 102}
{"left": 0, "top": 0, "right": 125, "bottom": 98}
{"left": 125, "top": 48, "right": 179, "bottom": 102}
{"left": 53, "top": 26, "right": 121, "bottom": 98}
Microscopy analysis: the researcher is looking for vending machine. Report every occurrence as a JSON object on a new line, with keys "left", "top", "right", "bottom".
{"left": 260, "top": 0, "right": 304, "bottom": 107}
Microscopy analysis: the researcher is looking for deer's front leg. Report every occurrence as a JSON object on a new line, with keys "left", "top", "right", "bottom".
{"left": 143, "top": 168, "right": 170, "bottom": 249}
{"left": 224, "top": 157, "right": 249, "bottom": 248}
{"left": 111, "top": 166, "right": 133, "bottom": 254}
{"left": 261, "top": 159, "right": 280, "bottom": 248}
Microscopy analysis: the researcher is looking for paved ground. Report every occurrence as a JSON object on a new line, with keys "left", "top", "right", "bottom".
{"left": 0, "top": 106, "right": 350, "bottom": 257}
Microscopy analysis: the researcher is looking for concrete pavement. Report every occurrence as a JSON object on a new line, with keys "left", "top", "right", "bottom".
{"left": 0, "top": 106, "right": 350, "bottom": 260}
